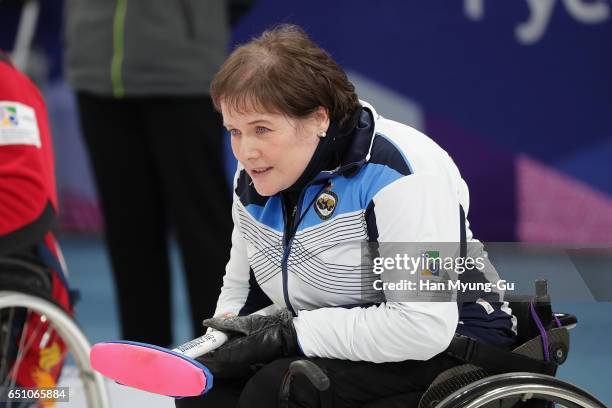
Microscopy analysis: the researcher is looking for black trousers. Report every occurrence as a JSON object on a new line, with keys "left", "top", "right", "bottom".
{"left": 175, "top": 353, "right": 461, "bottom": 408}
{"left": 76, "top": 93, "right": 233, "bottom": 346}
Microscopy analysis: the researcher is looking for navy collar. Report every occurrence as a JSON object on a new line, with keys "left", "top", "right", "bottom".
{"left": 336, "top": 107, "right": 375, "bottom": 176}
{"left": 282, "top": 107, "right": 365, "bottom": 193}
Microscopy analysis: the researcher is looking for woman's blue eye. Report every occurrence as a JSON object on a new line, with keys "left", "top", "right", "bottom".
{"left": 255, "top": 126, "right": 270, "bottom": 134}
{"left": 228, "top": 129, "right": 240, "bottom": 137}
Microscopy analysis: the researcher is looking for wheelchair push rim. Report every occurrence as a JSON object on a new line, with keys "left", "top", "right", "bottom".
{"left": 434, "top": 372, "right": 606, "bottom": 408}
{"left": 0, "top": 290, "right": 110, "bottom": 408}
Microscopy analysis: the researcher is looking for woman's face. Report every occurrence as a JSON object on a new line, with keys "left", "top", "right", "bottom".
{"left": 221, "top": 101, "right": 329, "bottom": 196}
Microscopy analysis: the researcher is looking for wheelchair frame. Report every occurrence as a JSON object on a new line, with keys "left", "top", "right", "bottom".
{"left": 434, "top": 371, "right": 606, "bottom": 408}
{"left": 0, "top": 289, "right": 110, "bottom": 408}
{"left": 278, "top": 284, "right": 607, "bottom": 408}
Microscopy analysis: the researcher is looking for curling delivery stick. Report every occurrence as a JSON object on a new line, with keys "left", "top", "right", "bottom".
{"left": 90, "top": 305, "right": 279, "bottom": 397}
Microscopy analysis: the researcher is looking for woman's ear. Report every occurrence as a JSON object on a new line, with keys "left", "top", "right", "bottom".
{"left": 313, "top": 106, "right": 330, "bottom": 132}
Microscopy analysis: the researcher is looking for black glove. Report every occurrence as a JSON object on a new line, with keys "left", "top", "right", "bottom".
{"left": 198, "top": 309, "right": 300, "bottom": 378}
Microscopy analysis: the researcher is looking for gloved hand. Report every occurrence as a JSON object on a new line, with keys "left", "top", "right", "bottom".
{"left": 197, "top": 308, "right": 300, "bottom": 378}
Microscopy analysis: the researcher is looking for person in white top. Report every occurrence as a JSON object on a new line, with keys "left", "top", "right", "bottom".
{"left": 176, "top": 24, "right": 515, "bottom": 408}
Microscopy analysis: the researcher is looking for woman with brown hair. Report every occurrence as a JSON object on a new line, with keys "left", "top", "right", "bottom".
{"left": 176, "top": 24, "right": 516, "bottom": 407}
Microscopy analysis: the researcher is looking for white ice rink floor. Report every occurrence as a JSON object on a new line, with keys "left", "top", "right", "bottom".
{"left": 59, "top": 366, "right": 175, "bottom": 408}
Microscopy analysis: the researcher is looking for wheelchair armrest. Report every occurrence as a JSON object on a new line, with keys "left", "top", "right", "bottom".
{"left": 288, "top": 360, "right": 330, "bottom": 391}
{"left": 278, "top": 360, "right": 330, "bottom": 408}
{"left": 554, "top": 313, "right": 577, "bottom": 330}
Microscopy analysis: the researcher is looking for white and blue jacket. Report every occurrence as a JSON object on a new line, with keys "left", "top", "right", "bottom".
{"left": 214, "top": 101, "right": 517, "bottom": 363}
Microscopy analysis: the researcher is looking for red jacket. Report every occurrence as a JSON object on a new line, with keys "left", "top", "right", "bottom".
{"left": 0, "top": 52, "right": 74, "bottom": 391}
{"left": 0, "top": 52, "right": 57, "bottom": 253}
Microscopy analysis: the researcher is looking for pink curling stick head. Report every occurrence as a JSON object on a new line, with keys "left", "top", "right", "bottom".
{"left": 90, "top": 341, "right": 213, "bottom": 397}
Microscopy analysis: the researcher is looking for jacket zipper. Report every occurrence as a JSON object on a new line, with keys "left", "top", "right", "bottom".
{"left": 281, "top": 197, "right": 299, "bottom": 316}
{"left": 178, "top": 0, "right": 195, "bottom": 40}
{"left": 111, "top": 0, "right": 128, "bottom": 98}
{"left": 278, "top": 158, "right": 368, "bottom": 315}
{"left": 280, "top": 175, "right": 334, "bottom": 316}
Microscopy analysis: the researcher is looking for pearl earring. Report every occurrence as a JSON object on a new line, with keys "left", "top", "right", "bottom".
{"left": 319, "top": 131, "right": 327, "bottom": 138}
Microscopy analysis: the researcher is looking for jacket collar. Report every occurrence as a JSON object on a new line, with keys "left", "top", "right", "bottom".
{"left": 282, "top": 105, "right": 362, "bottom": 193}
{"left": 329, "top": 100, "right": 379, "bottom": 178}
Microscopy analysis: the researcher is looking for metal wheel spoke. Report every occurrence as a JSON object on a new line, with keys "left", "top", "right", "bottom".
{"left": 0, "top": 308, "right": 17, "bottom": 382}
{"left": 0, "top": 291, "right": 110, "bottom": 408}
{"left": 2, "top": 310, "right": 48, "bottom": 392}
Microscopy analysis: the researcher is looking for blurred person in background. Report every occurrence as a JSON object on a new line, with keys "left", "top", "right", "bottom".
{"left": 63, "top": 0, "right": 233, "bottom": 347}
{"left": 0, "top": 49, "right": 74, "bottom": 395}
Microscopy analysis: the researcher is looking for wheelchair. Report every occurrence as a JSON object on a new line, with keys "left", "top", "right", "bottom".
{"left": 279, "top": 281, "right": 606, "bottom": 408}
{"left": 0, "top": 251, "right": 110, "bottom": 408}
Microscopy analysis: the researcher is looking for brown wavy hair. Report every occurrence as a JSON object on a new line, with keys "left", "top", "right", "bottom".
{"left": 210, "top": 24, "right": 360, "bottom": 128}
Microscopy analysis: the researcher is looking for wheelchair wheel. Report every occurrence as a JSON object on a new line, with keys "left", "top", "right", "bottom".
{"left": 434, "top": 372, "right": 606, "bottom": 408}
{"left": 0, "top": 290, "right": 110, "bottom": 408}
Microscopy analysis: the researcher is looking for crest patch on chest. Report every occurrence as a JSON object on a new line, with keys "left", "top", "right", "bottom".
{"left": 315, "top": 190, "right": 338, "bottom": 220}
